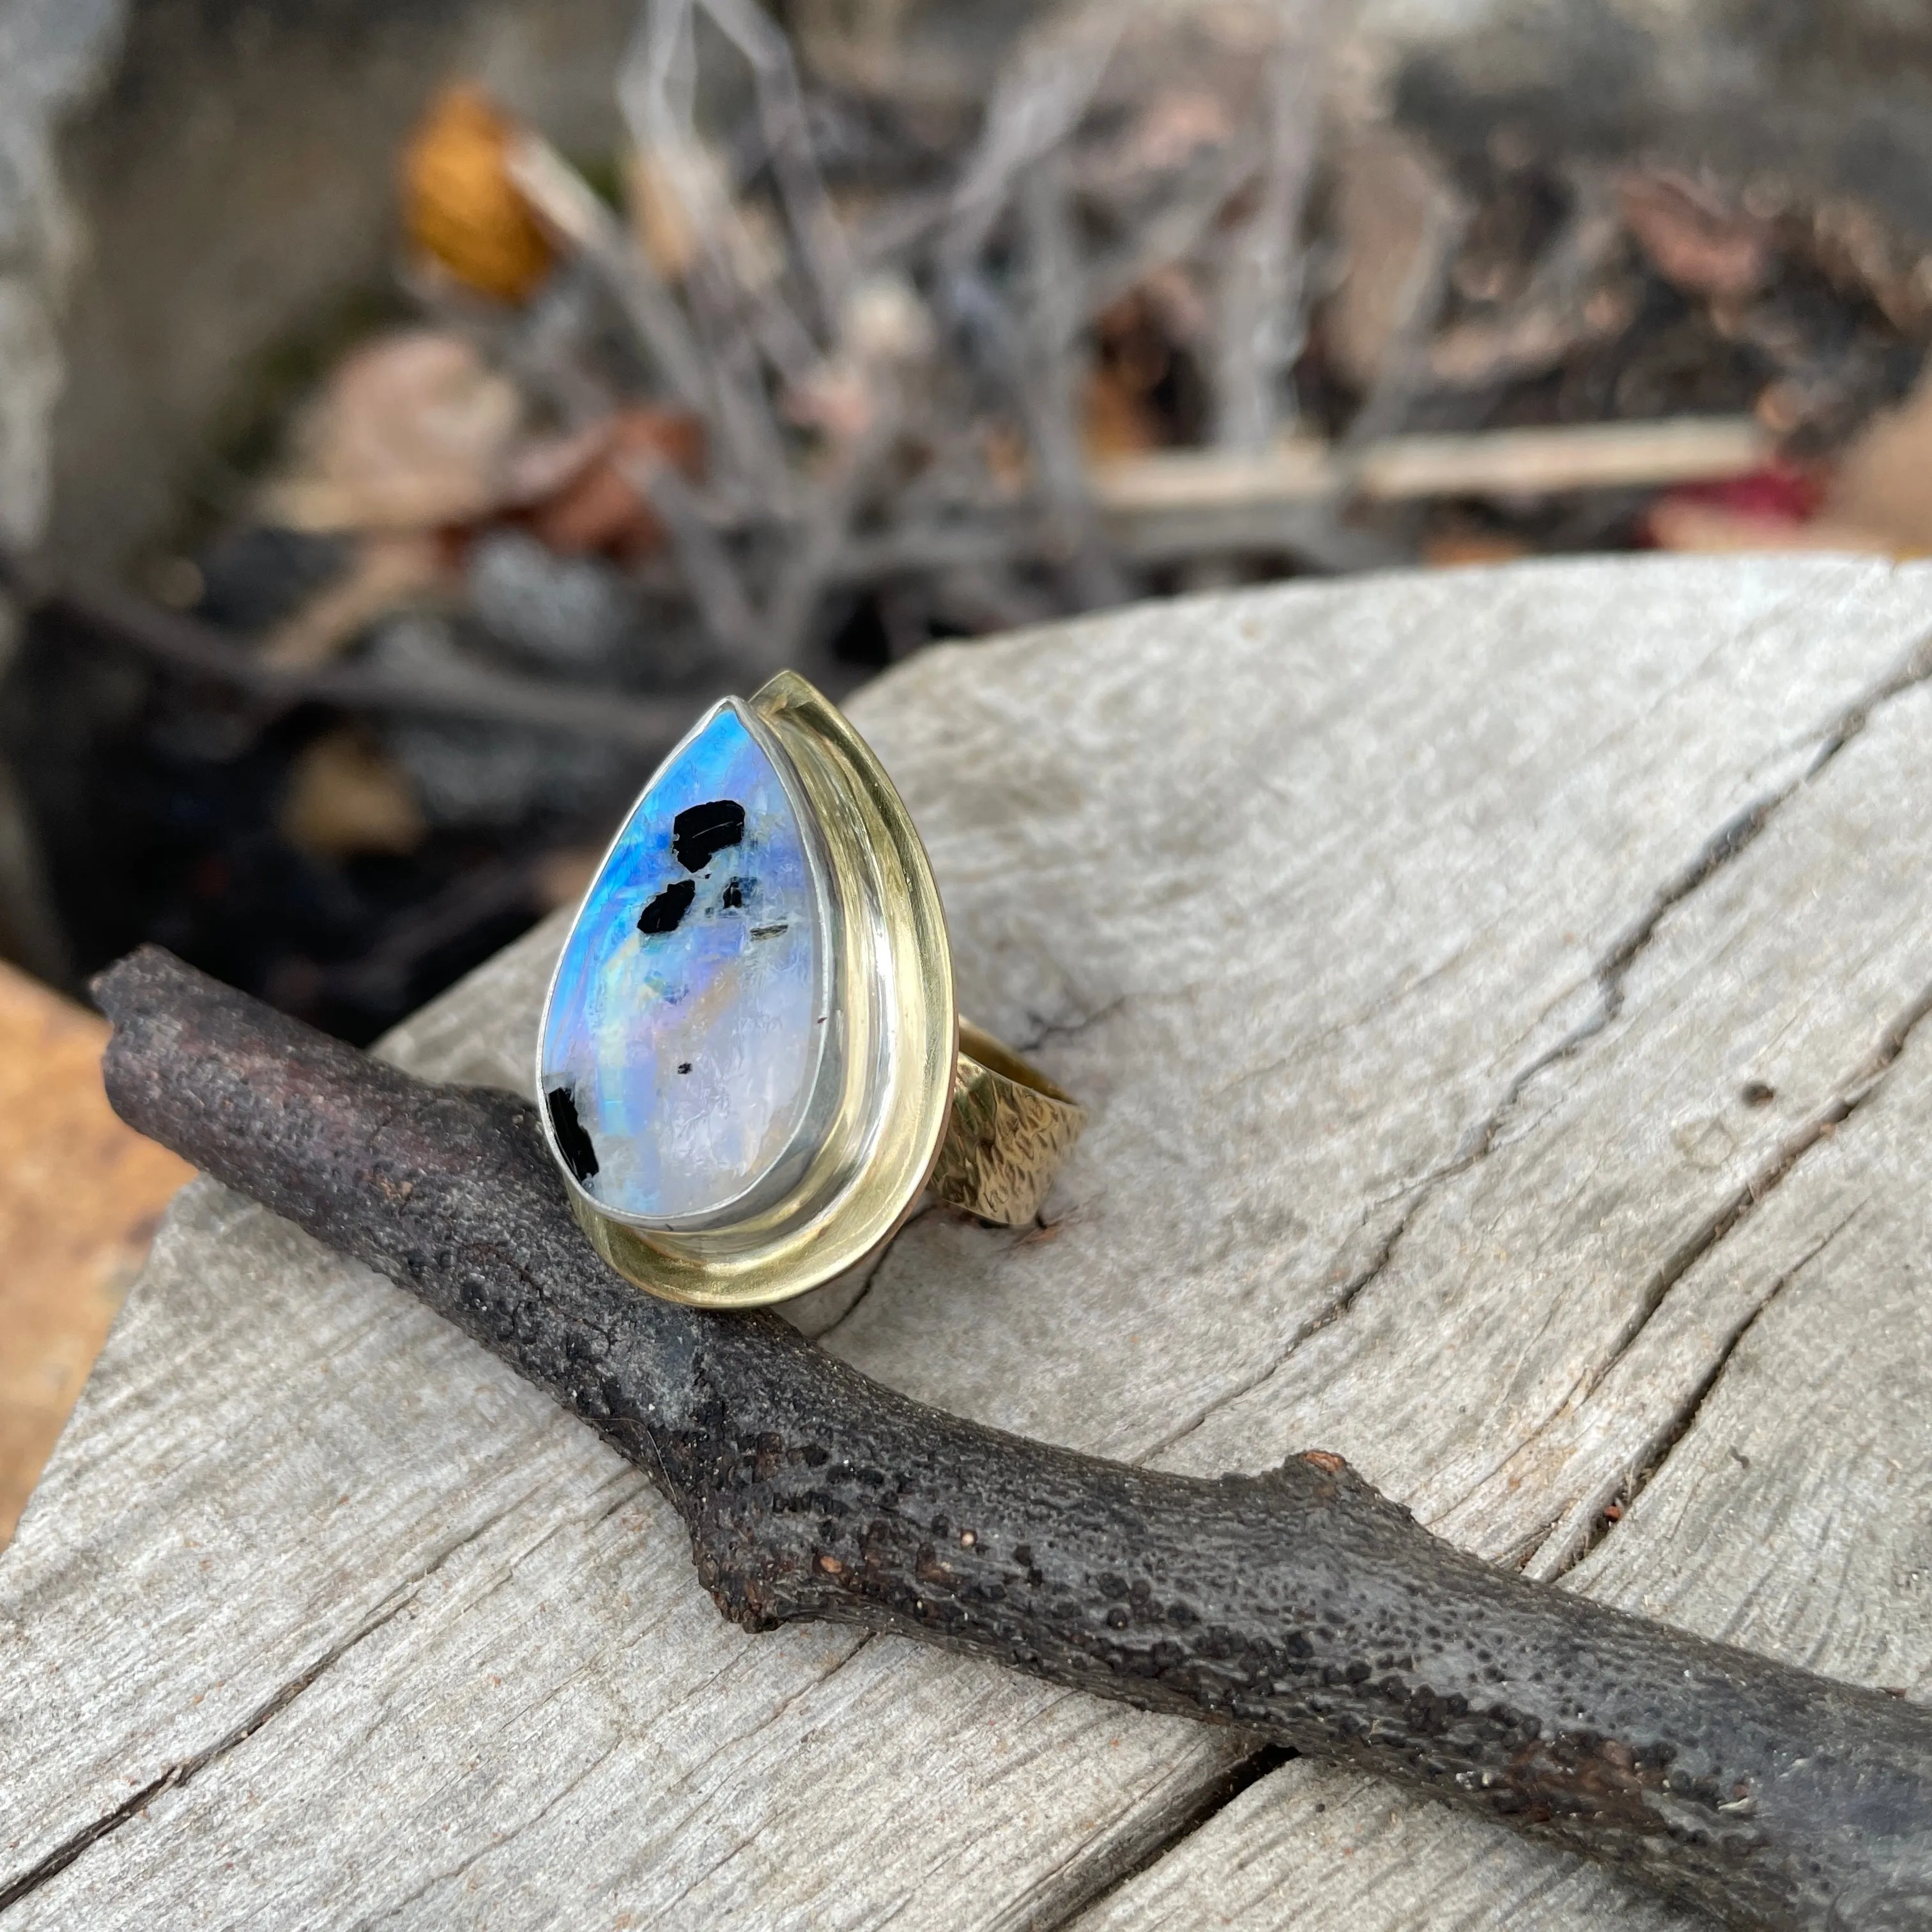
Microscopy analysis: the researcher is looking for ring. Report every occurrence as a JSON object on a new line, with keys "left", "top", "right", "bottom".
{"left": 536, "top": 671, "right": 1085, "bottom": 1308}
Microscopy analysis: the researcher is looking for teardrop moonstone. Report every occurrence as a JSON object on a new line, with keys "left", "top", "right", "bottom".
{"left": 539, "top": 701, "right": 830, "bottom": 1223}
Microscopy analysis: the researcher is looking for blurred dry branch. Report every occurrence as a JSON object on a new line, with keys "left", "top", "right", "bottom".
{"left": 400, "top": 0, "right": 1932, "bottom": 664}
{"left": 452, "top": 0, "right": 1409, "bottom": 641}
{"left": 22, "top": 0, "right": 1932, "bottom": 1045}
{"left": 0, "top": 555, "right": 687, "bottom": 752}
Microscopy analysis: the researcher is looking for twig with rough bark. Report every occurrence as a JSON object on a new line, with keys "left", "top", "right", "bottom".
{"left": 94, "top": 945, "right": 1932, "bottom": 1932}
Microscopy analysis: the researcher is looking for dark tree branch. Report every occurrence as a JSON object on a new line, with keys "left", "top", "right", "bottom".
{"left": 94, "top": 946, "right": 1932, "bottom": 1932}
{"left": 0, "top": 554, "right": 689, "bottom": 753}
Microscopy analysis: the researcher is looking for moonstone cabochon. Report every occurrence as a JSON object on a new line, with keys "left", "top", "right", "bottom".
{"left": 539, "top": 700, "right": 830, "bottom": 1223}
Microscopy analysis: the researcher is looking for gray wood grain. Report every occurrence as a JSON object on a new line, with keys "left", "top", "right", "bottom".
{"left": 1069, "top": 592, "right": 1932, "bottom": 1931}
{"left": 6, "top": 555, "right": 1932, "bottom": 1928}
{"left": 1075, "top": 887, "right": 1932, "bottom": 1932}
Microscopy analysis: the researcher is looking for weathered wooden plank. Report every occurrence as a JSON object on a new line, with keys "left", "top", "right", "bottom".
{"left": 825, "top": 558, "right": 1931, "bottom": 1460}
{"left": 1072, "top": 1758, "right": 1694, "bottom": 1931}
{"left": 1, "top": 1174, "right": 1239, "bottom": 1928}
{"left": 1159, "top": 654, "right": 1932, "bottom": 1547}
{"left": 1075, "top": 592, "right": 1932, "bottom": 1931}
{"left": 1075, "top": 1025, "right": 1932, "bottom": 1931}
{"left": 5, "top": 556, "right": 1931, "bottom": 1927}
{"left": 1571, "top": 1059, "right": 1932, "bottom": 1691}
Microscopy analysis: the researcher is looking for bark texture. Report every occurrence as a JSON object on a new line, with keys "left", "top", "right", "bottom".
{"left": 93, "top": 944, "right": 1932, "bottom": 1932}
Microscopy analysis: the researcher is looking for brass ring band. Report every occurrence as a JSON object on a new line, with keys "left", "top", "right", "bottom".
{"left": 935, "top": 1021, "right": 1086, "bottom": 1225}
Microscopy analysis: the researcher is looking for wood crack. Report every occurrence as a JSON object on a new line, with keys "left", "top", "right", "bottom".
{"left": 1142, "top": 632, "right": 1932, "bottom": 1470}
{"left": 357, "top": 1740, "right": 624, "bottom": 1928}
{"left": 1015, "top": 1744, "right": 1294, "bottom": 1932}
{"left": 1140, "top": 1197, "right": 1421, "bottom": 1462}
{"left": 1591, "top": 999, "right": 1926, "bottom": 1406}
{"left": 647, "top": 1633, "right": 877, "bottom": 1820}
{"left": 1543, "top": 1207, "right": 1862, "bottom": 1584}
{"left": 1014, "top": 997, "right": 1127, "bottom": 1057}
{"left": 1139, "top": 790, "right": 1808, "bottom": 1468}
{"left": 1441, "top": 618, "right": 1932, "bottom": 1183}
{"left": 0, "top": 1599, "right": 413, "bottom": 1913}
{"left": 815, "top": 1208, "right": 939, "bottom": 1341}
{"left": 0, "top": 1489, "right": 549, "bottom": 1914}
{"left": 1524, "top": 965, "right": 1932, "bottom": 1579}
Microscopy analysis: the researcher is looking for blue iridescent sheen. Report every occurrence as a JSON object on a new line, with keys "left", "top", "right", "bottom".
{"left": 539, "top": 701, "right": 827, "bottom": 1222}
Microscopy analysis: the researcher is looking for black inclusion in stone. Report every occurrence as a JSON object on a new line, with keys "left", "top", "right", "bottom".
{"left": 673, "top": 799, "right": 746, "bottom": 872}
{"left": 721, "top": 877, "right": 746, "bottom": 909}
{"left": 546, "top": 1087, "right": 599, "bottom": 1183}
{"left": 637, "top": 878, "right": 696, "bottom": 935}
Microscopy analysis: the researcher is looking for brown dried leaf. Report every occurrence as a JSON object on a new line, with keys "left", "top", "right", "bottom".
{"left": 1644, "top": 498, "right": 1890, "bottom": 555}
{"left": 1617, "top": 171, "right": 1768, "bottom": 300}
{"left": 0, "top": 966, "right": 191, "bottom": 1546}
{"left": 264, "top": 331, "right": 528, "bottom": 533}
{"left": 402, "top": 86, "right": 555, "bottom": 305}
{"left": 1083, "top": 360, "right": 1162, "bottom": 461}
{"left": 1823, "top": 368, "right": 1932, "bottom": 556}
{"left": 527, "top": 408, "right": 707, "bottom": 562}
